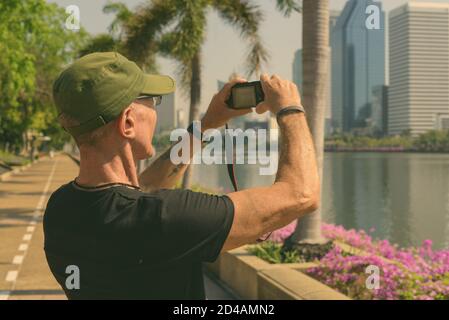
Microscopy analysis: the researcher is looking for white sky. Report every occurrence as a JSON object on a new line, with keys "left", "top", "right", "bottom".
{"left": 48, "top": 0, "right": 449, "bottom": 116}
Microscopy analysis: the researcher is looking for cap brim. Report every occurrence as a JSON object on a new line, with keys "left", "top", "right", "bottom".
{"left": 141, "top": 74, "right": 175, "bottom": 96}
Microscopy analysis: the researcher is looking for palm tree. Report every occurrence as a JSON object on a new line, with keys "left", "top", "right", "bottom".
{"left": 103, "top": 1, "right": 132, "bottom": 39}
{"left": 122, "top": 0, "right": 269, "bottom": 188}
{"left": 78, "top": 34, "right": 120, "bottom": 57}
{"left": 277, "top": 0, "right": 329, "bottom": 244}
{"left": 78, "top": 2, "right": 131, "bottom": 58}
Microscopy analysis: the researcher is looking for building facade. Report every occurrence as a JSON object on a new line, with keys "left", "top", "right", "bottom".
{"left": 331, "top": 0, "right": 385, "bottom": 133}
{"left": 389, "top": 2, "right": 449, "bottom": 136}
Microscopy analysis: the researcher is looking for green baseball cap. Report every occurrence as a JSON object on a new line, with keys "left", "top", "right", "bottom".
{"left": 53, "top": 52, "right": 175, "bottom": 136}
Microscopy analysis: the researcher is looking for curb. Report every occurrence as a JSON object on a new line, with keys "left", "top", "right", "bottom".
{"left": 0, "top": 155, "right": 48, "bottom": 182}
{"left": 205, "top": 246, "right": 350, "bottom": 300}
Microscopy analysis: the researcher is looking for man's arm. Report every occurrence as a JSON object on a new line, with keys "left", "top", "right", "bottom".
{"left": 138, "top": 129, "right": 204, "bottom": 192}
{"left": 138, "top": 78, "right": 251, "bottom": 192}
{"left": 223, "top": 74, "right": 320, "bottom": 251}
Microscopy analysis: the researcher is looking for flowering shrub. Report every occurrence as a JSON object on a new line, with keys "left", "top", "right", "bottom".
{"left": 268, "top": 221, "right": 297, "bottom": 242}
{"left": 266, "top": 223, "right": 449, "bottom": 300}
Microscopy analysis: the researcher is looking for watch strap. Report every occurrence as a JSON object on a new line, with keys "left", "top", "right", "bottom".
{"left": 276, "top": 105, "right": 305, "bottom": 124}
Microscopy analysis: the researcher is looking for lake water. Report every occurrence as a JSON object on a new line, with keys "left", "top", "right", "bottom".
{"left": 191, "top": 152, "right": 449, "bottom": 249}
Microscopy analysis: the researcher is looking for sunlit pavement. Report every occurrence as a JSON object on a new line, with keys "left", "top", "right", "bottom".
{"left": 0, "top": 154, "right": 235, "bottom": 300}
{"left": 0, "top": 155, "right": 71, "bottom": 300}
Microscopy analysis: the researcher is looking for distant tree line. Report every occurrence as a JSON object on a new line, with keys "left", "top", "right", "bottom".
{"left": 326, "top": 130, "right": 449, "bottom": 152}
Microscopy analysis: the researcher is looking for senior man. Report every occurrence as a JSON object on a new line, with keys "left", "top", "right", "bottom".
{"left": 44, "top": 52, "right": 319, "bottom": 299}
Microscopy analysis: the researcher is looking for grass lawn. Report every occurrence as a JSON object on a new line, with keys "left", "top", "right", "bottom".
{"left": 0, "top": 150, "right": 30, "bottom": 167}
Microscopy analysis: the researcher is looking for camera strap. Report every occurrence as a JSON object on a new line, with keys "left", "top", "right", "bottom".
{"left": 225, "top": 123, "right": 271, "bottom": 243}
{"left": 225, "top": 123, "right": 239, "bottom": 192}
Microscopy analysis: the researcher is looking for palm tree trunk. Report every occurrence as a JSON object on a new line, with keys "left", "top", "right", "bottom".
{"left": 291, "top": 0, "right": 329, "bottom": 244}
{"left": 181, "top": 51, "right": 202, "bottom": 189}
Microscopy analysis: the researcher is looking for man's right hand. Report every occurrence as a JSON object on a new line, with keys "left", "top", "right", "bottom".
{"left": 255, "top": 74, "right": 302, "bottom": 115}
{"left": 222, "top": 73, "right": 319, "bottom": 252}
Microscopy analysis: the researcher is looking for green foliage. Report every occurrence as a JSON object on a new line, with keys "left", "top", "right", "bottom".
{"left": 326, "top": 133, "right": 412, "bottom": 149}
{"left": 124, "top": 0, "right": 268, "bottom": 91}
{"left": 275, "top": 0, "right": 302, "bottom": 17}
{"left": 78, "top": 34, "right": 121, "bottom": 57}
{"left": 326, "top": 130, "right": 449, "bottom": 152}
{"left": 153, "top": 133, "right": 173, "bottom": 151}
{"left": 247, "top": 241, "right": 301, "bottom": 264}
{"left": 0, "top": 0, "right": 87, "bottom": 151}
{"left": 0, "top": 150, "right": 29, "bottom": 166}
{"left": 103, "top": 1, "right": 133, "bottom": 38}
{"left": 414, "top": 130, "right": 449, "bottom": 152}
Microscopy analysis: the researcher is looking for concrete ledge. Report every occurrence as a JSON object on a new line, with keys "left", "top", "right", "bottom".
{"left": 217, "top": 247, "right": 278, "bottom": 299}
{"left": 206, "top": 246, "right": 350, "bottom": 300}
{"left": 0, "top": 163, "right": 31, "bottom": 181}
{"left": 258, "top": 267, "right": 350, "bottom": 300}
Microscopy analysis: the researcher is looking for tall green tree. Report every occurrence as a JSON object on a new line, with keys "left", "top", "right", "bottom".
{"left": 0, "top": 0, "right": 87, "bottom": 152}
{"left": 277, "top": 0, "right": 329, "bottom": 244}
{"left": 122, "top": 0, "right": 269, "bottom": 188}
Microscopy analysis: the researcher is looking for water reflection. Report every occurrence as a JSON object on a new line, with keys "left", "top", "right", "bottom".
{"left": 191, "top": 152, "right": 449, "bottom": 249}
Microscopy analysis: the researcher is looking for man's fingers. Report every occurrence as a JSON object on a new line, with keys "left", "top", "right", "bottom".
{"left": 271, "top": 74, "right": 281, "bottom": 84}
{"left": 234, "top": 108, "right": 253, "bottom": 116}
{"left": 260, "top": 73, "right": 270, "bottom": 87}
{"left": 223, "top": 77, "right": 247, "bottom": 93}
{"left": 255, "top": 102, "right": 269, "bottom": 114}
{"left": 260, "top": 73, "right": 270, "bottom": 82}
{"left": 260, "top": 73, "right": 271, "bottom": 96}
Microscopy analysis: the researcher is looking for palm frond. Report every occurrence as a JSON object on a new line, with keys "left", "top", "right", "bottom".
{"left": 124, "top": 0, "right": 178, "bottom": 66}
{"left": 171, "top": 0, "right": 207, "bottom": 61}
{"left": 103, "top": 1, "right": 133, "bottom": 38}
{"left": 156, "top": 31, "right": 192, "bottom": 88}
{"left": 155, "top": 1, "right": 207, "bottom": 91}
{"left": 275, "top": 0, "right": 302, "bottom": 17}
{"left": 212, "top": 0, "right": 270, "bottom": 77}
{"left": 78, "top": 34, "right": 120, "bottom": 57}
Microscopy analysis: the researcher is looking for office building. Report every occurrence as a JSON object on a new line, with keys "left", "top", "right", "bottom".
{"left": 331, "top": 0, "right": 385, "bottom": 133}
{"left": 389, "top": 2, "right": 449, "bottom": 136}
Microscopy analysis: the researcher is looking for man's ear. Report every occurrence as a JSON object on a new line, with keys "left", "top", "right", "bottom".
{"left": 117, "top": 106, "right": 136, "bottom": 139}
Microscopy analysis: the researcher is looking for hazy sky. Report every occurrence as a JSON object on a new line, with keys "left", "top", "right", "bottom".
{"left": 49, "top": 0, "right": 449, "bottom": 115}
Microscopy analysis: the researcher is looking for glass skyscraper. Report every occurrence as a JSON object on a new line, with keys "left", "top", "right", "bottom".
{"left": 331, "top": 0, "right": 385, "bottom": 133}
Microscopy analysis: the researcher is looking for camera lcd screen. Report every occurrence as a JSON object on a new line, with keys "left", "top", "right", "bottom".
{"left": 232, "top": 86, "right": 257, "bottom": 109}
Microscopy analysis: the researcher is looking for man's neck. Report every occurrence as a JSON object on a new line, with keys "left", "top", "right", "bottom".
{"left": 76, "top": 144, "right": 140, "bottom": 187}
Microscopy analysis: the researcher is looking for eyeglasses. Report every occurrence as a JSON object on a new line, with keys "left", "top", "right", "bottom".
{"left": 136, "top": 95, "right": 162, "bottom": 106}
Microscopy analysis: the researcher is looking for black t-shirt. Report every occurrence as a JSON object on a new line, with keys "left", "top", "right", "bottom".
{"left": 43, "top": 181, "right": 234, "bottom": 300}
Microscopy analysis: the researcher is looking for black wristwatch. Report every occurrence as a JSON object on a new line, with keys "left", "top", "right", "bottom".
{"left": 276, "top": 105, "right": 305, "bottom": 124}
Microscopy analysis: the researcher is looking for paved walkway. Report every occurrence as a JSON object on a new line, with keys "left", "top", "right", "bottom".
{"left": 0, "top": 154, "right": 235, "bottom": 300}
{"left": 0, "top": 155, "right": 72, "bottom": 299}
